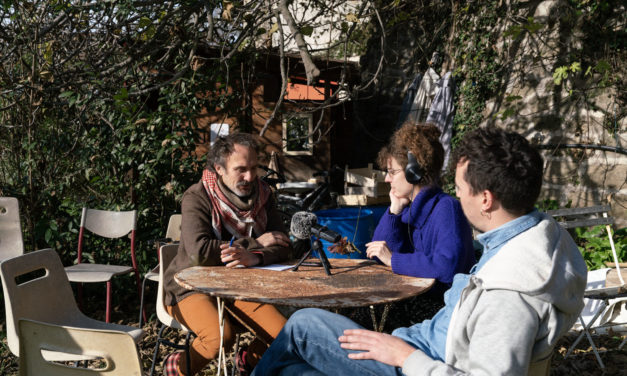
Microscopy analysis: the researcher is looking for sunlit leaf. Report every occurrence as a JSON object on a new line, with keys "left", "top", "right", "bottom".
{"left": 594, "top": 60, "right": 611, "bottom": 73}
{"left": 114, "top": 88, "right": 129, "bottom": 101}
{"left": 59, "top": 91, "right": 75, "bottom": 98}
{"left": 346, "top": 13, "right": 359, "bottom": 23}
{"left": 138, "top": 16, "right": 152, "bottom": 28}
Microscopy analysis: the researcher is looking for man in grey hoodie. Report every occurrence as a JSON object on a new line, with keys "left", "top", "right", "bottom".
{"left": 251, "top": 128, "right": 587, "bottom": 376}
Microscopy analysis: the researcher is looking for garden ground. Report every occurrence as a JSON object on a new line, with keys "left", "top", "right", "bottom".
{"left": 1, "top": 301, "right": 626, "bottom": 375}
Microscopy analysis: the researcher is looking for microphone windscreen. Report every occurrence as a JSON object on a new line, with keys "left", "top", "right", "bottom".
{"left": 290, "top": 211, "right": 318, "bottom": 239}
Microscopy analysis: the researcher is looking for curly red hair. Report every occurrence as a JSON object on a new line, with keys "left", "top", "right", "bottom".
{"left": 377, "top": 122, "right": 444, "bottom": 186}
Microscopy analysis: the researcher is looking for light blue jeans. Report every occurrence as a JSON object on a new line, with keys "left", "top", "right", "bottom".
{"left": 251, "top": 308, "right": 403, "bottom": 376}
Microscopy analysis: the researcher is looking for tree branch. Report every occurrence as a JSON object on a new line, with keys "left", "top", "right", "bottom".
{"left": 260, "top": 8, "right": 289, "bottom": 137}
{"left": 278, "top": 0, "right": 320, "bottom": 85}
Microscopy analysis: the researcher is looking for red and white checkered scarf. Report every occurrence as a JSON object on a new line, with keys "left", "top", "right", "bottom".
{"left": 201, "top": 169, "right": 271, "bottom": 239}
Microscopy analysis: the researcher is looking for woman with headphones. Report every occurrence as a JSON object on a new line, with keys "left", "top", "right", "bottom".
{"left": 365, "top": 122, "right": 475, "bottom": 321}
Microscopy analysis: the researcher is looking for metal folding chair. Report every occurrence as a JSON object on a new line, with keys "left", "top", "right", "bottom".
{"left": 64, "top": 207, "right": 141, "bottom": 323}
{"left": 548, "top": 205, "right": 626, "bottom": 370}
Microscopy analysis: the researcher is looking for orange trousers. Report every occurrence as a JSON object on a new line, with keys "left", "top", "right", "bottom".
{"left": 166, "top": 293, "right": 286, "bottom": 376}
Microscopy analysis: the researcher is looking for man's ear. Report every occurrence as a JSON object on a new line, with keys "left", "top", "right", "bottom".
{"left": 481, "top": 190, "right": 495, "bottom": 212}
{"left": 214, "top": 164, "right": 224, "bottom": 176}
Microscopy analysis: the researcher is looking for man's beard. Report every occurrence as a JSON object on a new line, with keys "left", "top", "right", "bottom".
{"left": 235, "top": 181, "right": 253, "bottom": 197}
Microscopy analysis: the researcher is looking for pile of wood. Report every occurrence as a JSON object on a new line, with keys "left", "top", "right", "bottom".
{"left": 338, "top": 164, "right": 390, "bottom": 206}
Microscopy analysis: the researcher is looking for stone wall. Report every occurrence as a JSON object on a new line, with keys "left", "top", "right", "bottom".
{"left": 482, "top": 0, "right": 626, "bottom": 226}
{"left": 354, "top": 0, "right": 626, "bottom": 225}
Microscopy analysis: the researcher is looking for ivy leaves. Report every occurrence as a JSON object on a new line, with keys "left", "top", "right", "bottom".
{"left": 553, "top": 62, "right": 581, "bottom": 86}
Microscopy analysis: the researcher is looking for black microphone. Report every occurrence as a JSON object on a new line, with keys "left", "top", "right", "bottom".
{"left": 290, "top": 211, "right": 342, "bottom": 243}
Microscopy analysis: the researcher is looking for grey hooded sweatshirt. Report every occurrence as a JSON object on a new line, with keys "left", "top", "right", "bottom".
{"left": 402, "top": 214, "right": 587, "bottom": 375}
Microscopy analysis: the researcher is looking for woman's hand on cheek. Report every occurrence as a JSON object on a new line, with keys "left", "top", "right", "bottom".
{"left": 389, "top": 192, "right": 410, "bottom": 215}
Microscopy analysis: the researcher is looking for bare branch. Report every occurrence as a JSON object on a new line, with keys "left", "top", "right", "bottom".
{"left": 278, "top": 0, "right": 320, "bottom": 85}
{"left": 354, "top": 1, "right": 384, "bottom": 92}
{"left": 260, "top": 8, "right": 289, "bottom": 138}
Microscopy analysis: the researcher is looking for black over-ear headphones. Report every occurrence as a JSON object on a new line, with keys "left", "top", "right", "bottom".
{"left": 405, "top": 150, "right": 425, "bottom": 185}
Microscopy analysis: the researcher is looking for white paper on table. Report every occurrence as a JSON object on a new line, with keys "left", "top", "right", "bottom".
{"left": 251, "top": 264, "right": 294, "bottom": 271}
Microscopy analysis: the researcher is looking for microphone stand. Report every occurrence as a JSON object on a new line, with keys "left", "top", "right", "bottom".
{"left": 291, "top": 237, "right": 333, "bottom": 276}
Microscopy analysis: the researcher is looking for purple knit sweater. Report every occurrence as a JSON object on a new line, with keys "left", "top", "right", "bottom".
{"left": 372, "top": 186, "right": 475, "bottom": 295}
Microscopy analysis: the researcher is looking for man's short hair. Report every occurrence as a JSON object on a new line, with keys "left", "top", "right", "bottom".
{"left": 206, "top": 132, "right": 260, "bottom": 171}
{"left": 451, "top": 128, "right": 544, "bottom": 215}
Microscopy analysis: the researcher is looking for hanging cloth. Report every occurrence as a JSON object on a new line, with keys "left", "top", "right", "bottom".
{"left": 407, "top": 67, "right": 440, "bottom": 124}
{"left": 426, "top": 72, "right": 456, "bottom": 169}
{"left": 396, "top": 73, "right": 423, "bottom": 128}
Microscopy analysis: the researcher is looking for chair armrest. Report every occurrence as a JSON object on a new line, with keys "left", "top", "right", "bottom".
{"left": 584, "top": 285, "right": 627, "bottom": 300}
{"left": 605, "top": 262, "right": 627, "bottom": 268}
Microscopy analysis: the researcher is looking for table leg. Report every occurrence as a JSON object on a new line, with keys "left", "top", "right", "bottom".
{"left": 217, "top": 297, "right": 228, "bottom": 376}
{"left": 369, "top": 304, "right": 391, "bottom": 332}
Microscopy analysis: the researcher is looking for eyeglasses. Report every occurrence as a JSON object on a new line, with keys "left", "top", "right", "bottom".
{"left": 385, "top": 168, "right": 403, "bottom": 176}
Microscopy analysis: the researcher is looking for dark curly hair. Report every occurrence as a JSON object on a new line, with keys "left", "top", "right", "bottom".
{"left": 377, "top": 122, "right": 444, "bottom": 186}
{"left": 206, "top": 132, "right": 260, "bottom": 172}
{"left": 451, "top": 128, "right": 544, "bottom": 215}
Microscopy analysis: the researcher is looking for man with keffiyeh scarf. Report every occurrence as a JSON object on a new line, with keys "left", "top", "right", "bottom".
{"left": 162, "top": 133, "right": 293, "bottom": 376}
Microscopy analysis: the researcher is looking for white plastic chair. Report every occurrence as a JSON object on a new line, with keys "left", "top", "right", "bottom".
{"left": 139, "top": 214, "right": 181, "bottom": 327}
{"left": 548, "top": 205, "right": 626, "bottom": 370}
{"left": 0, "top": 248, "right": 144, "bottom": 362}
{"left": 149, "top": 243, "right": 193, "bottom": 376}
{"left": 166, "top": 214, "right": 182, "bottom": 243}
{"left": 64, "top": 207, "right": 141, "bottom": 323}
{"left": 18, "top": 318, "right": 142, "bottom": 376}
{"left": 0, "top": 197, "right": 24, "bottom": 261}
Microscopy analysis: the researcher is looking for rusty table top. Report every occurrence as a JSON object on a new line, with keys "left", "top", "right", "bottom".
{"left": 174, "top": 258, "right": 435, "bottom": 308}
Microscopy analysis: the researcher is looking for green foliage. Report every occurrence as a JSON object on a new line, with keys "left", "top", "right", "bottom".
{"left": 535, "top": 198, "right": 567, "bottom": 212}
{"left": 503, "top": 16, "right": 544, "bottom": 39}
{"left": 300, "top": 25, "right": 314, "bottom": 36}
{"left": 327, "top": 9, "right": 373, "bottom": 58}
{"left": 552, "top": 62, "right": 582, "bottom": 86}
{"left": 535, "top": 200, "right": 625, "bottom": 271}
{"left": 0, "top": 1, "right": 242, "bottom": 282}
{"left": 551, "top": 0, "right": 624, "bottom": 129}
{"left": 447, "top": 0, "right": 624, "bottom": 143}
{"left": 1, "top": 0, "right": 370, "bottom": 308}
{"left": 451, "top": 1, "right": 505, "bottom": 147}
{"left": 576, "top": 226, "right": 626, "bottom": 271}
{"left": 568, "top": 0, "right": 611, "bottom": 13}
